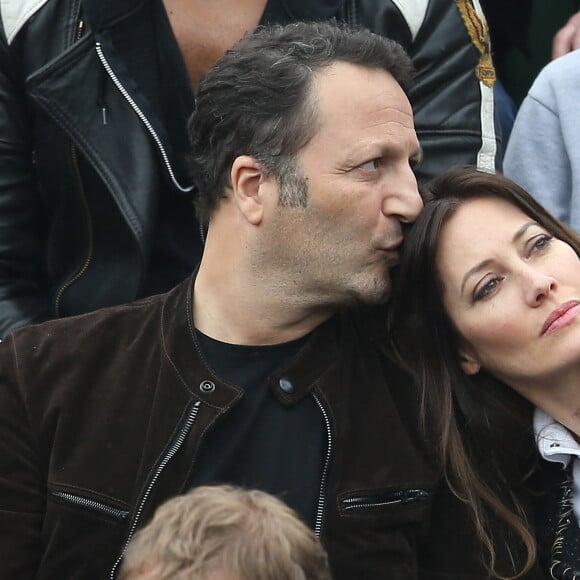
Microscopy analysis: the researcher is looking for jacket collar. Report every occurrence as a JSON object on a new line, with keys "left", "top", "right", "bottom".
{"left": 83, "top": 0, "right": 193, "bottom": 192}
{"left": 160, "top": 274, "right": 341, "bottom": 407}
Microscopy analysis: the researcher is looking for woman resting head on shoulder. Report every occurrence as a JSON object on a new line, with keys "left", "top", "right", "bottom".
{"left": 391, "top": 166, "right": 580, "bottom": 580}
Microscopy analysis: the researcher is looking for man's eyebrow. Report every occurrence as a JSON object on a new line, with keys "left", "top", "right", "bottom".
{"left": 459, "top": 221, "right": 539, "bottom": 295}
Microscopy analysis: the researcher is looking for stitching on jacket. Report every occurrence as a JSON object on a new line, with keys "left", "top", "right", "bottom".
{"left": 160, "top": 296, "right": 223, "bottom": 411}
{"left": 160, "top": 299, "right": 191, "bottom": 392}
{"left": 1, "top": 0, "right": 50, "bottom": 45}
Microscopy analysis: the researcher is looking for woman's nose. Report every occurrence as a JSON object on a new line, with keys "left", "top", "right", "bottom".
{"left": 525, "top": 272, "right": 557, "bottom": 306}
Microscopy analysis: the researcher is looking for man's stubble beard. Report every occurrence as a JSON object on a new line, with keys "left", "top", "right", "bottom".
{"left": 274, "top": 159, "right": 393, "bottom": 306}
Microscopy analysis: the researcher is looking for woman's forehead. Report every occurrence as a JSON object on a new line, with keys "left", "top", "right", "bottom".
{"left": 440, "top": 196, "right": 532, "bottom": 243}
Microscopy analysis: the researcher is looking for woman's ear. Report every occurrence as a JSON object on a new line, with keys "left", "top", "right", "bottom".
{"left": 459, "top": 348, "right": 481, "bottom": 375}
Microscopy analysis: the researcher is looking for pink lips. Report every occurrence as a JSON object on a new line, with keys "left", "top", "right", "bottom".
{"left": 541, "top": 300, "right": 580, "bottom": 336}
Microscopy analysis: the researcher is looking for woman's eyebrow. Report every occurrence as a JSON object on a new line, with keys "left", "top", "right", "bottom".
{"left": 459, "top": 221, "right": 538, "bottom": 294}
{"left": 460, "top": 259, "right": 493, "bottom": 295}
{"left": 512, "top": 220, "right": 537, "bottom": 243}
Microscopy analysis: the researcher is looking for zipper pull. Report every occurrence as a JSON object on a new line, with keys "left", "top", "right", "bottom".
{"left": 97, "top": 67, "right": 108, "bottom": 125}
{"left": 76, "top": 19, "right": 85, "bottom": 41}
{"left": 401, "top": 489, "right": 430, "bottom": 504}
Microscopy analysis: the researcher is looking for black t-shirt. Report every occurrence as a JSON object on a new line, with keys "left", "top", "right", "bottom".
{"left": 190, "top": 330, "right": 326, "bottom": 528}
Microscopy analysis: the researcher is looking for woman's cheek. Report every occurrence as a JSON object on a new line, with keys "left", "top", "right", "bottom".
{"left": 464, "top": 307, "right": 520, "bottom": 349}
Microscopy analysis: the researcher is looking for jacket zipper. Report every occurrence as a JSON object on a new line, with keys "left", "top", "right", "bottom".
{"left": 313, "top": 393, "right": 333, "bottom": 540}
{"left": 70, "top": 0, "right": 85, "bottom": 45}
{"left": 53, "top": 144, "right": 94, "bottom": 315}
{"left": 340, "top": 489, "right": 431, "bottom": 513}
{"left": 110, "top": 401, "right": 201, "bottom": 579}
{"left": 75, "top": 19, "right": 85, "bottom": 42}
{"left": 50, "top": 490, "right": 129, "bottom": 520}
{"left": 51, "top": 16, "right": 90, "bottom": 312}
{"left": 94, "top": 42, "right": 193, "bottom": 194}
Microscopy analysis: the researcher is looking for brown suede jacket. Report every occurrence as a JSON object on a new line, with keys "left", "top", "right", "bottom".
{"left": 0, "top": 277, "right": 543, "bottom": 579}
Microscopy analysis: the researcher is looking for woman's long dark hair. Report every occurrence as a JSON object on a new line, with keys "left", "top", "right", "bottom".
{"left": 389, "top": 166, "right": 580, "bottom": 579}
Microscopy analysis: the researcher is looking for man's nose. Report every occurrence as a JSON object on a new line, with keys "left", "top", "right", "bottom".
{"left": 524, "top": 270, "right": 557, "bottom": 306}
{"left": 380, "top": 166, "right": 423, "bottom": 224}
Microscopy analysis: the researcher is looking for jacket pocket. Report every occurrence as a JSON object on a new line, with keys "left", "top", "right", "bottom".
{"left": 338, "top": 488, "right": 431, "bottom": 516}
{"left": 48, "top": 488, "right": 129, "bottom": 522}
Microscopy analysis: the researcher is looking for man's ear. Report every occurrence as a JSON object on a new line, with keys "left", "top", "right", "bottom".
{"left": 459, "top": 347, "right": 481, "bottom": 376}
{"left": 230, "top": 155, "right": 271, "bottom": 225}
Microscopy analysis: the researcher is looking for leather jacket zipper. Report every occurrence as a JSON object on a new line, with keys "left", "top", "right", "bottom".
{"left": 50, "top": 14, "right": 92, "bottom": 310}
{"left": 94, "top": 42, "right": 193, "bottom": 195}
{"left": 75, "top": 19, "right": 85, "bottom": 42}
{"left": 110, "top": 401, "right": 201, "bottom": 579}
{"left": 313, "top": 393, "right": 333, "bottom": 540}
{"left": 340, "top": 489, "right": 431, "bottom": 513}
{"left": 53, "top": 144, "right": 94, "bottom": 315}
{"left": 70, "top": 2, "right": 85, "bottom": 45}
{"left": 50, "top": 490, "right": 129, "bottom": 520}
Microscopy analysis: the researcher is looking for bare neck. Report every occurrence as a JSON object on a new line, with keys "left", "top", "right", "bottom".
{"left": 193, "top": 238, "right": 335, "bottom": 346}
{"left": 513, "top": 368, "right": 580, "bottom": 437}
{"left": 162, "top": 0, "right": 267, "bottom": 90}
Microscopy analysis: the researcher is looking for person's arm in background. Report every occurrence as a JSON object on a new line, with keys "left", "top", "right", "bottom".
{"left": 0, "top": 20, "right": 54, "bottom": 337}
{"left": 355, "top": 0, "right": 501, "bottom": 184}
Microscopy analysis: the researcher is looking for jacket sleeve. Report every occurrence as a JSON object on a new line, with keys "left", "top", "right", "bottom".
{"left": 356, "top": 0, "right": 501, "bottom": 184}
{"left": 0, "top": 26, "right": 54, "bottom": 338}
{"left": 0, "top": 338, "right": 44, "bottom": 578}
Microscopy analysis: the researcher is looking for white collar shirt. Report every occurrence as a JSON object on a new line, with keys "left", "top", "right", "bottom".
{"left": 534, "top": 407, "right": 580, "bottom": 526}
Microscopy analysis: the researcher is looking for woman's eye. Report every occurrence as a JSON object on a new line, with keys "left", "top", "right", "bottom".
{"left": 530, "top": 234, "right": 553, "bottom": 253}
{"left": 473, "top": 277, "right": 502, "bottom": 302}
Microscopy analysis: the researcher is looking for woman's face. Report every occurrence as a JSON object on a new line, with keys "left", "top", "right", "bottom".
{"left": 437, "top": 195, "right": 580, "bottom": 392}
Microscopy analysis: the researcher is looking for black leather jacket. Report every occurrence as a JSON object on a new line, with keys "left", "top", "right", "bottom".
{"left": 0, "top": 0, "right": 500, "bottom": 337}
